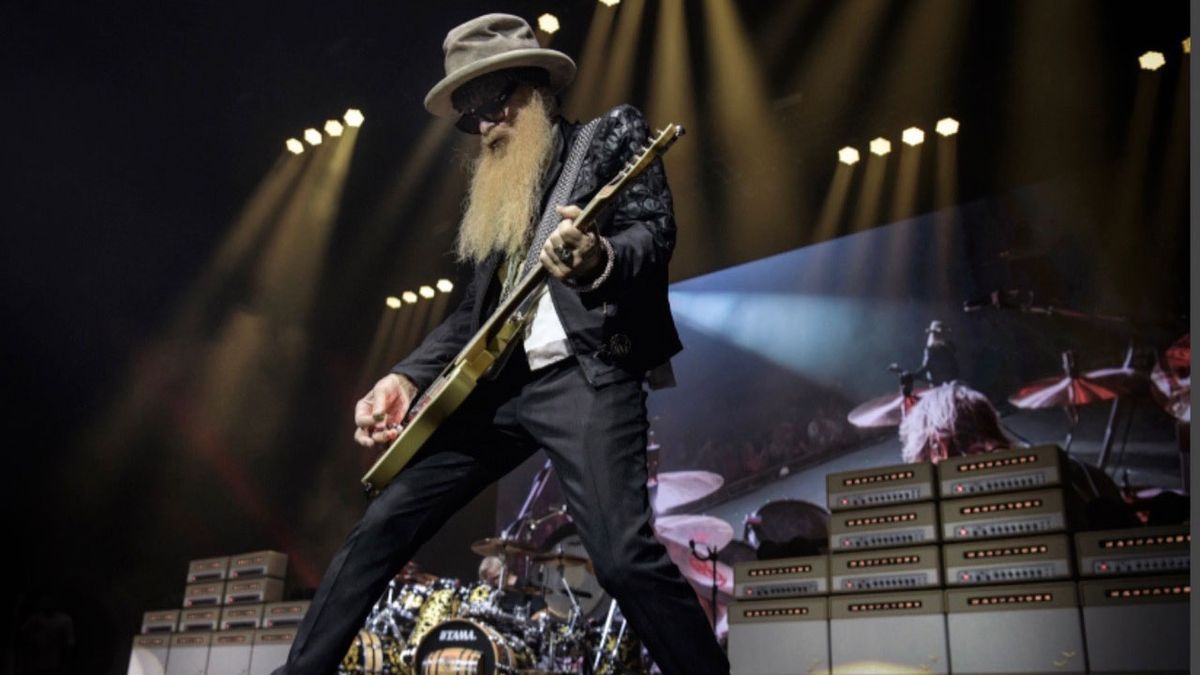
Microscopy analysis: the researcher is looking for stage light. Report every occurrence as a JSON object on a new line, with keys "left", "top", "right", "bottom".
{"left": 436, "top": 279, "right": 454, "bottom": 293}
{"left": 419, "top": 285, "right": 436, "bottom": 299}
{"left": 385, "top": 296, "right": 402, "bottom": 309}
{"left": 935, "top": 117, "right": 960, "bottom": 136}
{"left": 901, "top": 127, "right": 925, "bottom": 146}
{"left": 537, "top": 14, "right": 560, "bottom": 34}
{"left": 1184, "top": 38, "right": 1191, "bottom": 54}
{"left": 344, "top": 109, "right": 365, "bottom": 128}
{"left": 324, "top": 120, "right": 344, "bottom": 137}
{"left": 869, "top": 137, "right": 891, "bottom": 156}
{"left": 285, "top": 138, "right": 304, "bottom": 155}
{"left": 1139, "top": 51, "right": 1165, "bottom": 71}
{"left": 304, "top": 128, "right": 322, "bottom": 146}
{"left": 838, "top": 147, "right": 860, "bottom": 165}
{"left": 599, "top": 0, "right": 620, "bottom": 5}
{"left": 402, "top": 291, "right": 418, "bottom": 304}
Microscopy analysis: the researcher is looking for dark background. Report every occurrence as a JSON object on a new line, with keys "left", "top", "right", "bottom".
{"left": 3, "top": 1, "right": 1190, "bottom": 672}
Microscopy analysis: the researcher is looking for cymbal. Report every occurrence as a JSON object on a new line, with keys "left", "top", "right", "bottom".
{"left": 650, "top": 471, "right": 724, "bottom": 513}
{"left": 847, "top": 389, "right": 928, "bottom": 428}
{"left": 668, "top": 549, "right": 734, "bottom": 599}
{"left": 470, "top": 537, "right": 537, "bottom": 558}
{"left": 1008, "top": 367, "right": 1144, "bottom": 410}
{"left": 532, "top": 551, "right": 594, "bottom": 571}
{"left": 1165, "top": 334, "right": 1190, "bottom": 375}
{"left": 654, "top": 514, "right": 735, "bottom": 553}
{"left": 395, "top": 562, "right": 438, "bottom": 586}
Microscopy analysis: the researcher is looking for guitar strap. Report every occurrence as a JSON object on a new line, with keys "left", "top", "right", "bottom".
{"left": 512, "top": 117, "right": 602, "bottom": 289}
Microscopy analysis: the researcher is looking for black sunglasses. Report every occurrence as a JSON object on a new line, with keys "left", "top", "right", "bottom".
{"left": 455, "top": 80, "right": 519, "bottom": 134}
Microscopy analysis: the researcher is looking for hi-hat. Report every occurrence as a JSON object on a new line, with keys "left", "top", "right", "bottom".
{"left": 470, "top": 537, "right": 536, "bottom": 558}
{"left": 847, "top": 389, "right": 928, "bottom": 428}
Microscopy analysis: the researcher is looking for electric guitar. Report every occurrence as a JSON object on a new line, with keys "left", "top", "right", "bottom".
{"left": 361, "top": 123, "right": 686, "bottom": 496}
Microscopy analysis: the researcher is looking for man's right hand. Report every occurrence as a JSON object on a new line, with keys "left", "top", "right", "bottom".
{"left": 353, "top": 373, "right": 419, "bottom": 448}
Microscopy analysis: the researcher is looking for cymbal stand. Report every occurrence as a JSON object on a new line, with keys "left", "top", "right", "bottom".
{"left": 593, "top": 600, "right": 618, "bottom": 672}
{"left": 689, "top": 539, "right": 720, "bottom": 631}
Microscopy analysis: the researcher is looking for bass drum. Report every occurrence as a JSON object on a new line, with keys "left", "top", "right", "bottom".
{"left": 400, "top": 579, "right": 462, "bottom": 672}
{"left": 414, "top": 619, "right": 533, "bottom": 675}
{"left": 339, "top": 629, "right": 405, "bottom": 674}
{"left": 744, "top": 499, "right": 830, "bottom": 559}
{"left": 534, "top": 524, "right": 610, "bottom": 620}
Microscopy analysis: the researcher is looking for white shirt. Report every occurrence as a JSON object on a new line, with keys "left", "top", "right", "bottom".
{"left": 523, "top": 287, "right": 572, "bottom": 370}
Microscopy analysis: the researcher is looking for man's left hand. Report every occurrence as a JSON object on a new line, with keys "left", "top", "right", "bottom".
{"left": 540, "top": 205, "right": 605, "bottom": 283}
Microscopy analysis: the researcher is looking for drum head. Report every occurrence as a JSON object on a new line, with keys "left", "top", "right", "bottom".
{"left": 745, "top": 499, "right": 830, "bottom": 558}
{"left": 537, "top": 524, "right": 610, "bottom": 620}
{"left": 414, "top": 619, "right": 515, "bottom": 675}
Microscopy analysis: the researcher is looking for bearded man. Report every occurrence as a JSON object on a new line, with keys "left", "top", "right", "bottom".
{"left": 273, "top": 13, "right": 730, "bottom": 675}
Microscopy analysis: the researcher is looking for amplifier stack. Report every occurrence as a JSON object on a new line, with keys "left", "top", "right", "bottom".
{"left": 727, "top": 445, "right": 1191, "bottom": 674}
{"left": 127, "top": 550, "right": 308, "bottom": 675}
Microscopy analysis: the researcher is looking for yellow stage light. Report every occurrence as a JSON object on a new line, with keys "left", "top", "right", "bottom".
{"left": 901, "top": 127, "right": 925, "bottom": 146}
{"left": 838, "top": 147, "right": 860, "bottom": 165}
{"left": 935, "top": 117, "right": 960, "bottom": 136}
{"left": 599, "top": 0, "right": 620, "bottom": 5}
{"left": 344, "top": 109, "right": 365, "bottom": 128}
{"left": 1139, "top": 51, "right": 1165, "bottom": 71}
{"left": 436, "top": 279, "right": 454, "bottom": 293}
{"left": 304, "top": 128, "right": 323, "bottom": 146}
{"left": 537, "top": 14, "right": 560, "bottom": 34}
{"left": 869, "top": 137, "right": 892, "bottom": 156}
{"left": 402, "top": 291, "right": 419, "bottom": 304}
{"left": 1184, "top": 37, "right": 1191, "bottom": 54}
{"left": 285, "top": 138, "right": 304, "bottom": 155}
{"left": 385, "top": 296, "right": 402, "bottom": 309}
{"left": 324, "top": 120, "right": 344, "bottom": 137}
{"left": 419, "top": 286, "right": 436, "bottom": 299}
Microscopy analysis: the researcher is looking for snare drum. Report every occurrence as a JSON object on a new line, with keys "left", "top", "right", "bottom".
{"left": 414, "top": 619, "right": 533, "bottom": 675}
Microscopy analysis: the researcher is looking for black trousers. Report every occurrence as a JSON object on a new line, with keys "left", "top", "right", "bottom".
{"left": 275, "top": 355, "right": 730, "bottom": 675}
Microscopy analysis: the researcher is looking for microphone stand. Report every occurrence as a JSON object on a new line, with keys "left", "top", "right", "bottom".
{"left": 689, "top": 539, "right": 720, "bottom": 631}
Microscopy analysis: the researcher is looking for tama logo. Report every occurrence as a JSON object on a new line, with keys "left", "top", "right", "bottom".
{"left": 438, "top": 628, "right": 477, "bottom": 642}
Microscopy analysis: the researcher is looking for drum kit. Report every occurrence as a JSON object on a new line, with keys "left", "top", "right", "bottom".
{"left": 341, "top": 468, "right": 743, "bottom": 674}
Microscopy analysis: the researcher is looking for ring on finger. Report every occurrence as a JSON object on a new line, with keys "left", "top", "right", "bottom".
{"left": 555, "top": 244, "right": 574, "bottom": 265}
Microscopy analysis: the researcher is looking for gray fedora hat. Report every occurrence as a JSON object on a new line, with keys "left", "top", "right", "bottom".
{"left": 424, "top": 14, "right": 577, "bottom": 118}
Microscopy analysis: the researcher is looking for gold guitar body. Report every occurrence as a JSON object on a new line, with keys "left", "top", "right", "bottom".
{"left": 361, "top": 123, "right": 684, "bottom": 496}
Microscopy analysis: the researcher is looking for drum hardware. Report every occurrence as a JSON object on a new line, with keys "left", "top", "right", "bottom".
{"left": 688, "top": 539, "right": 722, "bottom": 631}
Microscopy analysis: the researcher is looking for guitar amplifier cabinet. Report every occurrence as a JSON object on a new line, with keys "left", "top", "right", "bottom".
{"left": 1079, "top": 575, "right": 1190, "bottom": 673}
{"left": 733, "top": 556, "right": 828, "bottom": 600}
{"left": 229, "top": 550, "right": 288, "bottom": 579}
{"left": 829, "top": 589, "right": 948, "bottom": 674}
{"left": 166, "top": 632, "right": 210, "bottom": 675}
{"left": 225, "top": 577, "right": 284, "bottom": 605}
{"left": 220, "top": 603, "right": 264, "bottom": 630}
{"left": 727, "top": 596, "right": 828, "bottom": 675}
{"left": 178, "top": 608, "right": 221, "bottom": 632}
{"left": 826, "top": 461, "right": 936, "bottom": 512}
{"left": 182, "top": 581, "right": 225, "bottom": 608}
{"left": 943, "top": 534, "right": 1073, "bottom": 586}
{"left": 249, "top": 627, "right": 297, "bottom": 675}
{"left": 261, "top": 601, "right": 310, "bottom": 627}
{"left": 940, "top": 487, "right": 1067, "bottom": 542}
{"left": 186, "top": 556, "right": 230, "bottom": 583}
{"left": 829, "top": 501, "right": 939, "bottom": 551}
{"left": 937, "top": 445, "right": 1063, "bottom": 498}
{"left": 141, "top": 609, "right": 180, "bottom": 634}
{"left": 830, "top": 545, "right": 941, "bottom": 593}
{"left": 128, "top": 634, "right": 170, "bottom": 675}
{"left": 207, "top": 629, "right": 255, "bottom": 675}
{"left": 946, "top": 581, "right": 1085, "bottom": 674}
{"left": 1074, "top": 524, "right": 1190, "bottom": 577}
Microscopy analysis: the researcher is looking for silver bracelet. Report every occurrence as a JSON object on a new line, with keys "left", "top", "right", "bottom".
{"left": 570, "top": 235, "right": 614, "bottom": 291}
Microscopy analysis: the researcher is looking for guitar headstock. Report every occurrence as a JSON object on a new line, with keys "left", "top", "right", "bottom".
{"left": 595, "top": 123, "right": 685, "bottom": 201}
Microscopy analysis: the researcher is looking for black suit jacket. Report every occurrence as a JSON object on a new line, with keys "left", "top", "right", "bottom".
{"left": 391, "top": 105, "right": 682, "bottom": 390}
